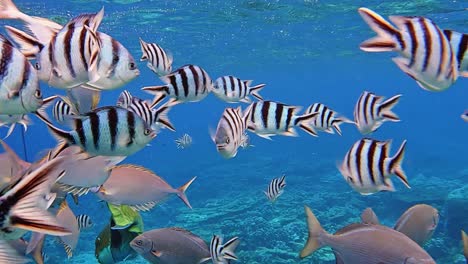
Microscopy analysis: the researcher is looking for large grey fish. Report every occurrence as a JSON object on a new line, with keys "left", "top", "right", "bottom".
{"left": 247, "top": 100, "right": 319, "bottom": 139}
{"left": 0, "top": 34, "right": 43, "bottom": 115}
{"left": 139, "top": 38, "right": 173, "bottom": 76}
{"left": 142, "top": 64, "right": 212, "bottom": 107}
{"left": 338, "top": 138, "right": 409, "bottom": 195}
{"left": 37, "top": 106, "right": 156, "bottom": 157}
{"left": 305, "top": 103, "right": 354, "bottom": 136}
{"left": 94, "top": 164, "right": 195, "bottom": 211}
{"left": 300, "top": 206, "right": 436, "bottom": 263}
{"left": 130, "top": 227, "right": 211, "bottom": 264}
{"left": 212, "top": 106, "right": 251, "bottom": 159}
{"left": 212, "top": 76, "right": 265, "bottom": 103}
{"left": 354, "top": 91, "right": 401, "bottom": 134}
{"left": 358, "top": 7, "right": 462, "bottom": 92}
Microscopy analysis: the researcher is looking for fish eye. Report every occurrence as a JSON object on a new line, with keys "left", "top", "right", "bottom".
{"left": 144, "top": 128, "right": 152, "bottom": 136}
{"left": 136, "top": 240, "right": 143, "bottom": 246}
{"left": 129, "top": 62, "right": 136, "bottom": 70}
{"left": 225, "top": 137, "right": 230, "bottom": 144}
{"left": 34, "top": 89, "right": 42, "bottom": 98}
{"left": 34, "top": 62, "right": 40, "bottom": 70}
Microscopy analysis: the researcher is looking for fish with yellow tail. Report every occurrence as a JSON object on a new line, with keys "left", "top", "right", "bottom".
{"left": 300, "top": 206, "right": 436, "bottom": 263}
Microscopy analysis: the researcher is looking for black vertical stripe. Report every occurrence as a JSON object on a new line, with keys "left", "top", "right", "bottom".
{"left": 378, "top": 143, "right": 387, "bottom": 186}
{"left": 362, "top": 93, "right": 371, "bottom": 124}
{"left": 367, "top": 141, "right": 377, "bottom": 185}
{"left": 222, "top": 77, "right": 227, "bottom": 96}
{"left": 180, "top": 67, "right": 189, "bottom": 97}
{"left": 78, "top": 26, "right": 88, "bottom": 71}
{"left": 320, "top": 106, "right": 328, "bottom": 127}
{"left": 64, "top": 23, "right": 76, "bottom": 78}
{"left": 285, "top": 108, "right": 293, "bottom": 128}
{"left": 201, "top": 68, "right": 207, "bottom": 93}
{"left": 436, "top": 26, "right": 446, "bottom": 77}
{"left": 126, "top": 110, "right": 135, "bottom": 147}
{"left": 229, "top": 76, "right": 235, "bottom": 92}
{"left": 355, "top": 140, "right": 365, "bottom": 186}
{"left": 89, "top": 112, "right": 100, "bottom": 149}
{"left": 75, "top": 119, "right": 87, "bottom": 148}
{"left": 261, "top": 101, "right": 270, "bottom": 129}
{"left": 456, "top": 34, "right": 468, "bottom": 69}
{"left": 49, "top": 35, "right": 58, "bottom": 77}
{"left": 406, "top": 22, "right": 418, "bottom": 68}
{"left": 190, "top": 65, "right": 200, "bottom": 96}
{"left": 109, "top": 39, "right": 120, "bottom": 77}
{"left": 169, "top": 74, "right": 178, "bottom": 97}
{"left": 18, "top": 59, "right": 30, "bottom": 95}
{"left": 236, "top": 78, "right": 243, "bottom": 98}
{"left": 420, "top": 18, "right": 432, "bottom": 72}
{"left": 0, "top": 41, "right": 13, "bottom": 81}
{"left": 275, "top": 103, "right": 283, "bottom": 130}
{"left": 108, "top": 108, "right": 118, "bottom": 151}
{"left": 224, "top": 109, "right": 237, "bottom": 139}
{"left": 250, "top": 103, "right": 257, "bottom": 123}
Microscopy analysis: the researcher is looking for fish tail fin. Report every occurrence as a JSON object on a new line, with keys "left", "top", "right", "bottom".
{"left": 300, "top": 206, "right": 327, "bottom": 259}
{"left": 378, "top": 94, "right": 401, "bottom": 122}
{"left": 389, "top": 140, "right": 410, "bottom": 188}
{"left": 37, "top": 95, "right": 58, "bottom": 121}
{"left": 154, "top": 102, "right": 176, "bottom": 131}
{"left": 221, "top": 236, "right": 240, "bottom": 260}
{"left": 177, "top": 176, "right": 197, "bottom": 209}
{"left": 4, "top": 25, "right": 43, "bottom": 58}
{"left": 3, "top": 123, "right": 16, "bottom": 139}
{"left": 360, "top": 208, "right": 380, "bottom": 225}
{"left": 139, "top": 37, "right": 148, "bottom": 60}
{"left": 142, "top": 86, "right": 168, "bottom": 108}
{"left": 358, "top": 7, "right": 400, "bottom": 52}
{"left": 5, "top": 157, "right": 71, "bottom": 236}
{"left": 0, "top": 239, "right": 29, "bottom": 264}
{"left": 294, "top": 112, "right": 319, "bottom": 137}
{"left": 26, "top": 232, "right": 45, "bottom": 255}
{"left": 462, "top": 230, "right": 468, "bottom": 259}
{"left": 330, "top": 116, "right": 354, "bottom": 136}
{"left": 84, "top": 25, "right": 101, "bottom": 83}
{"left": 35, "top": 109, "right": 74, "bottom": 147}
{"left": 0, "top": 0, "right": 28, "bottom": 21}
{"left": 248, "top": 83, "right": 266, "bottom": 101}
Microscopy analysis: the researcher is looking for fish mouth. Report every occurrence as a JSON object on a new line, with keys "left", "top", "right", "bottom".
{"left": 150, "top": 131, "right": 157, "bottom": 139}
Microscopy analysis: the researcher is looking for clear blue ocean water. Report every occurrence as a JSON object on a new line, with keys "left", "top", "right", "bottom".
{"left": 0, "top": 0, "right": 467, "bottom": 263}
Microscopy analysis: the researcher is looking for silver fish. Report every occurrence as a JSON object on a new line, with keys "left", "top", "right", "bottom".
{"left": 264, "top": 174, "right": 286, "bottom": 202}
{"left": 139, "top": 38, "right": 173, "bottom": 76}
{"left": 305, "top": 103, "right": 354, "bottom": 136}
{"left": 175, "top": 133, "right": 192, "bottom": 149}
{"left": 354, "top": 91, "right": 401, "bottom": 134}
{"left": 212, "top": 76, "right": 265, "bottom": 103}
{"left": 247, "top": 100, "right": 319, "bottom": 139}
{"left": 358, "top": 7, "right": 460, "bottom": 91}
{"left": 338, "top": 138, "right": 409, "bottom": 195}
{"left": 300, "top": 206, "right": 436, "bottom": 263}
{"left": 142, "top": 64, "right": 212, "bottom": 107}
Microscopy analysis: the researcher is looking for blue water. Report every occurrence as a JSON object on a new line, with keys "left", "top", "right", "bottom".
{"left": 1, "top": 0, "right": 467, "bottom": 263}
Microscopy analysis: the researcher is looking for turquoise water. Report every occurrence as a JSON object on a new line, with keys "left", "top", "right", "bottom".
{"left": 1, "top": 0, "right": 467, "bottom": 263}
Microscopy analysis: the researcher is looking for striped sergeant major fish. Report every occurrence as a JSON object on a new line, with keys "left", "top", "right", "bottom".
{"left": 139, "top": 38, "right": 173, "bottom": 76}
{"left": 338, "top": 138, "right": 410, "bottom": 195}
{"left": 358, "top": 7, "right": 463, "bottom": 92}
{"left": 53, "top": 100, "right": 72, "bottom": 125}
{"left": 354, "top": 91, "right": 401, "bottom": 135}
{"left": 4, "top": 8, "right": 104, "bottom": 90}
{"left": 76, "top": 214, "right": 93, "bottom": 230}
{"left": 264, "top": 174, "right": 286, "bottom": 202}
{"left": 175, "top": 133, "right": 192, "bottom": 149}
{"left": 142, "top": 64, "right": 213, "bottom": 108}
{"left": 201, "top": 235, "right": 240, "bottom": 264}
{"left": 443, "top": 30, "right": 468, "bottom": 78}
{"left": 212, "top": 76, "right": 265, "bottom": 103}
{"left": 0, "top": 34, "right": 44, "bottom": 115}
{"left": 36, "top": 106, "right": 156, "bottom": 157}
{"left": 305, "top": 103, "right": 354, "bottom": 136}
{"left": 247, "top": 100, "right": 319, "bottom": 140}
{"left": 462, "top": 110, "right": 468, "bottom": 122}
{"left": 212, "top": 106, "right": 251, "bottom": 159}
{"left": 116, "top": 90, "right": 175, "bottom": 132}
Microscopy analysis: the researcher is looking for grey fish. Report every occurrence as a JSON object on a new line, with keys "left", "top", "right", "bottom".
{"left": 130, "top": 227, "right": 210, "bottom": 264}
{"left": 300, "top": 206, "right": 436, "bottom": 263}
{"left": 393, "top": 204, "right": 439, "bottom": 246}
{"left": 212, "top": 76, "right": 265, "bottom": 103}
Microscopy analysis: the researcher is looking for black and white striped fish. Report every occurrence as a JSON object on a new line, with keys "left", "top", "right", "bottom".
{"left": 116, "top": 90, "right": 175, "bottom": 132}
{"left": 247, "top": 101, "right": 319, "bottom": 139}
{"left": 36, "top": 106, "right": 156, "bottom": 157}
{"left": 305, "top": 103, "right": 354, "bottom": 136}
{"left": 0, "top": 34, "right": 43, "bottom": 115}
{"left": 0, "top": 114, "right": 31, "bottom": 139}
{"left": 358, "top": 7, "right": 461, "bottom": 92}
{"left": 53, "top": 100, "right": 73, "bottom": 125}
{"left": 354, "top": 91, "right": 401, "bottom": 135}
{"left": 212, "top": 76, "right": 265, "bottom": 103}
{"left": 264, "top": 174, "right": 286, "bottom": 202}
{"left": 142, "top": 64, "right": 212, "bottom": 107}
{"left": 175, "top": 133, "right": 192, "bottom": 149}
{"left": 5, "top": 9, "right": 104, "bottom": 90}
{"left": 212, "top": 106, "right": 251, "bottom": 159}
{"left": 203, "top": 235, "right": 240, "bottom": 264}
{"left": 139, "top": 38, "right": 173, "bottom": 76}
{"left": 76, "top": 214, "right": 93, "bottom": 230}
{"left": 338, "top": 138, "right": 410, "bottom": 195}
{"left": 443, "top": 30, "right": 468, "bottom": 77}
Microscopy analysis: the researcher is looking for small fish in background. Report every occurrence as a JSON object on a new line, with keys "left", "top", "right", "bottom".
{"left": 338, "top": 138, "right": 409, "bottom": 195}
{"left": 139, "top": 38, "right": 173, "bottom": 76}
{"left": 202, "top": 235, "right": 240, "bottom": 264}
{"left": 117, "top": 90, "right": 175, "bottom": 132}
{"left": 462, "top": 230, "right": 468, "bottom": 262}
{"left": 212, "top": 106, "right": 251, "bottom": 159}
{"left": 175, "top": 133, "right": 192, "bottom": 149}
{"left": 130, "top": 227, "right": 211, "bottom": 264}
{"left": 304, "top": 103, "right": 354, "bottom": 136}
{"left": 37, "top": 106, "right": 156, "bottom": 157}
{"left": 393, "top": 204, "right": 439, "bottom": 246}
{"left": 142, "top": 64, "right": 212, "bottom": 107}
{"left": 0, "top": 114, "right": 31, "bottom": 139}
{"left": 0, "top": 34, "right": 43, "bottom": 115}
{"left": 212, "top": 76, "right": 265, "bottom": 103}
{"left": 300, "top": 206, "right": 436, "bottom": 263}
{"left": 56, "top": 200, "right": 80, "bottom": 258}
{"left": 247, "top": 100, "right": 319, "bottom": 139}
{"left": 354, "top": 91, "right": 401, "bottom": 134}
{"left": 461, "top": 111, "right": 468, "bottom": 122}
{"left": 76, "top": 214, "right": 93, "bottom": 230}
{"left": 264, "top": 174, "right": 286, "bottom": 202}
{"left": 93, "top": 164, "right": 196, "bottom": 211}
